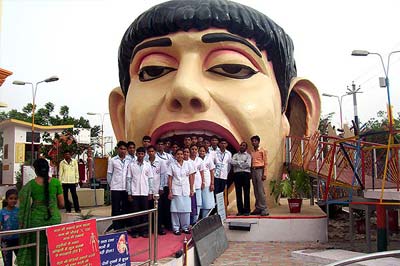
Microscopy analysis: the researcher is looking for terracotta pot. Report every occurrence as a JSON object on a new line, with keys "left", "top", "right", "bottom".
{"left": 288, "top": 198, "right": 302, "bottom": 213}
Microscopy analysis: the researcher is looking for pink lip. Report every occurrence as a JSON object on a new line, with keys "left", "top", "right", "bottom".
{"left": 151, "top": 120, "right": 240, "bottom": 150}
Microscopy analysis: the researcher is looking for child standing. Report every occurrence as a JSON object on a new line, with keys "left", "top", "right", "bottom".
{"left": 0, "top": 189, "right": 19, "bottom": 266}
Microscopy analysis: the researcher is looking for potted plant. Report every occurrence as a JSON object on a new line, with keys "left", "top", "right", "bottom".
{"left": 270, "top": 168, "right": 311, "bottom": 213}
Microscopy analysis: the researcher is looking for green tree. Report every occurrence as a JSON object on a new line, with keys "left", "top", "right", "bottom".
{"left": 362, "top": 110, "right": 400, "bottom": 144}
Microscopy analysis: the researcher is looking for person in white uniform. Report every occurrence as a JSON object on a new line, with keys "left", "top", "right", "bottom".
{"left": 167, "top": 149, "right": 195, "bottom": 235}
{"left": 183, "top": 147, "right": 197, "bottom": 225}
{"left": 198, "top": 145, "right": 216, "bottom": 218}
{"left": 126, "top": 147, "right": 153, "bottom": 238}
{"left": 189, "top": 144, "right": 205, "bottom": 224}
{"left": 107, "top": 141, "right": 129, "bottom": 230}
{"left": 155, "top": 138, "right": 174, "bottom": 231}
{"left": 213, "top": 138, "right": 232, "bottom": 195}
{"left": 147, "top": 145, "right": 167, "bottom": 235}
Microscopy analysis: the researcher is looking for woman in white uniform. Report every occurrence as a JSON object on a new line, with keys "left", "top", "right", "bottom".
{"left": 198, "top": 146, "right": 216, "bottom": 218}
{"left": 189, "top": 144, "right": 205, "bottom": 224}
{"left": 168, "top": 149, "right": 195, "bottom": 235}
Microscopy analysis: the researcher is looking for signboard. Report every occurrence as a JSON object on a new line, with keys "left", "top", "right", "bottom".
{"left": 46, "top": 219, "right": 101, "bottom": 266}
{"left": 192, "top": 215, "right": 228, "bottom": 266}
{"left": 216, "top": 192, "right": 226, "bottom": 222}
{"left": 75, "top": 128, "right": 91, "bottom": 144}
{"left": 15, "top": 143, "right": 25, "bottom": 163}
{"left": 94, "top": 157, "right": 108, "bottom": 180}
{"left": 99, "top": 232, "right": 131, "bottom": 266}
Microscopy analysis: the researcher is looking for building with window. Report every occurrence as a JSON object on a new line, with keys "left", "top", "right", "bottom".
{"left": 0, "top": 119, "right": 90, "bottom": 184}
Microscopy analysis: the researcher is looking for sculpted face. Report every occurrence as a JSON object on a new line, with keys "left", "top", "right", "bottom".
{"left": 111, "top": 28, "right": 321, "bottom": 207}
{"left": 124, "top": 29, "right": 289, "bottom": 177}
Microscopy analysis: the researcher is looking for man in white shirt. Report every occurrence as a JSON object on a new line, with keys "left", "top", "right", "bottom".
{"left": 148, "top": 145, "right": 167, "bottom": 235}
{"left": 209, "top": 135, "right": 220, "bottom": 153}
{"left": 231, "top": 142, "right": 252, "bottom": 216}
{"left": 214, "top": 138, "right": 232, "bottom": 195}
{"left": 107, "top": 141, "right": 129, "bottom": 230}
{"left": 127, "top": 141, "right": 137, "bottom": 161}
{"left": 155, "top": 139, "right": 173, "bottom": 231}
{"left": 127, "top": 146, "right": 154, "bottom": 238}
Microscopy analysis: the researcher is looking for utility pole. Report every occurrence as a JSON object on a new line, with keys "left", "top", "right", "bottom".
{"left": 347, "top": 81, "right": 362, "bottom": 135}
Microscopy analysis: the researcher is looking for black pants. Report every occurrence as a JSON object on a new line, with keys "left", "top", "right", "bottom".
{"left": 62, "top": 183, "right": 80, "bottom": 212}
{"left": 111, "top": 190, "right": 128, "bottom": 230}
{"left": 214, "top": 178, "right": 227, "bottom": 195}
{"left": 131, "top": 196, "right": 149, "bottom": 234}
{"left": 234, "top": 172, "right": 251, "bottom": 214}
{"left": 159, "top": 186, "right": 172, "bottom": 230}
{"left": 1, "top": 238, "right": 18, "bottom": 266}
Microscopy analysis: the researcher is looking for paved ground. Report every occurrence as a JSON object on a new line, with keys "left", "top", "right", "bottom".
{"left": 212, "top": 242, "right": 329, "bottom": 266}
{"left": 30, "top": 205, "right": 400, "bottom": 266}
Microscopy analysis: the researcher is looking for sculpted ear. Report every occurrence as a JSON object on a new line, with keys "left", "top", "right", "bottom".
{"left": 109, "top": 87, "right": 126, "bottom": 141}
{"left": 284, "top": 78, "right": 321, "bottom": 137}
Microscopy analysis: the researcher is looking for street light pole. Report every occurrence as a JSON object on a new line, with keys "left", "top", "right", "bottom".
{"left": 346, "top": 82, "right": 363, "bottom": 135}
{"left": 87, "top": 112, "right": 109, "bottom": 157}
{"left": 13, "top": 76, "right": 59, "bottom": 165}
{"left": 352, "top": 49, "right": 400, "bottom": 252}
{"left": 351, "top": 50, "right": 400, "bottom": 130}
{"left": 322, "top": 93, "right": 348, "bottom": 129}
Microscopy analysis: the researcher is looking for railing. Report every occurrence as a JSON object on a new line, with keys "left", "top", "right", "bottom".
{"left": 0, "top": 198, "right": 159, "bottom": 266}
{"left": 286, "top": 134, "right": 400, "bottom": 201}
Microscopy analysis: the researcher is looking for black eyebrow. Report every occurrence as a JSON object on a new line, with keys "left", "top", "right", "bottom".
{"left": 131, "top": 37, "right": 172, "bottom": 60}
{"left": 202, "top": 33, "right": 262, "bottom": 58}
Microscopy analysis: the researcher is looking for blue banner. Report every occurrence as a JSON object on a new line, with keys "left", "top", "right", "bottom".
{"left": 99, "top": 232, "right": 131, "bottom": 266}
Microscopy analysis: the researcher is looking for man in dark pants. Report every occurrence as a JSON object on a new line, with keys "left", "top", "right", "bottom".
{"left": 213, "top": 138, "right": 232, "bottom": 195}
{"left": 59, "top": 151, "right": 81, "bottom": 213}
{"left": 250, "top": 135, "right": 269, "bottom": 216}
{"left": 230, "top": 142, "right": 252, "bottom": 216}
{"left": 107, "top": 141, "right": 129, "bottom": 230}
{"left": 155, "top": 139, "right": 173, "bottom": 231}
{"left": 127, "top": 147, "right": 153, "bottom": 238}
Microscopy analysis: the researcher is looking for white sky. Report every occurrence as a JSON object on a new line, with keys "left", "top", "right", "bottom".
{"left": 1, "top": 0, "right": 400, "bottom": 142}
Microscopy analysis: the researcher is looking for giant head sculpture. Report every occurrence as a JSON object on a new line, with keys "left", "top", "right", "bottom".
{"left": 109, "top": 0, "right": 321, "bottom": 207}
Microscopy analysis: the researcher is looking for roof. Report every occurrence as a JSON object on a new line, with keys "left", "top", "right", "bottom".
{"left": 0, "top": 68, "right": 13, "bottom": 87}
{"left": 0, "top": 119, "right": 74, "bottom": 130}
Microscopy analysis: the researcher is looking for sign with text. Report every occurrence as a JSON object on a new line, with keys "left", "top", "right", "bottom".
{"left": 46, "top": 219, "right": 100, "bottom": 266}
{"left": 99, "top": 232, "right": 131, "bottom": 266}
{"left": 216, "top": 192, "right": 226, "bottom": 222}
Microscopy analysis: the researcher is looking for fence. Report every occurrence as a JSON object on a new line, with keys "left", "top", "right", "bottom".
{"left": 0, "top": 198, "right": 159, "bottom": 266}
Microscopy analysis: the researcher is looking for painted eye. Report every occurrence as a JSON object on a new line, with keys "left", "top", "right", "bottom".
{"left": 207, "top": 64, "right": 258, "bottom": 79}
{"left": 138, "top": 66, "right": 176, "bottom": 81}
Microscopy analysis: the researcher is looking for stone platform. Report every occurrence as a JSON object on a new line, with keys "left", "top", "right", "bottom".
{"left": 225, "top": 199, "right": 328, "bottom": 242}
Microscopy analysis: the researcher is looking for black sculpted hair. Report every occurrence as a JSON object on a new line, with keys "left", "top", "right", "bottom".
{"left": 127, "top": 141, "right": 136, "bottom": 147}
{"left": 118, "top": 0, "right": 296, "bottom": 112}
{"left": 33, "top": 158, "right": 52, "bottom": 220}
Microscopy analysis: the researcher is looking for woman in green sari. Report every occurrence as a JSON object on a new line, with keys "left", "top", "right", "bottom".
{"left": 17, "top": 158, "right": 64, "bottom": 266}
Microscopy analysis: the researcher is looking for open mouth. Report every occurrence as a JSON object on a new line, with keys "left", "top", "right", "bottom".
{"left": 151, "top": 120, "right": 240, "bottom": 150}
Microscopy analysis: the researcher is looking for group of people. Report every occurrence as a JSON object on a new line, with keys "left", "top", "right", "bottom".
{"left": 107, "top": 133, "right": 269, "bottom": 237}
{"left": 0, "top": 158, "right": 64, "bottom": 266}
{"left": 0, "top": 151, "right": 82, "bottom": 266}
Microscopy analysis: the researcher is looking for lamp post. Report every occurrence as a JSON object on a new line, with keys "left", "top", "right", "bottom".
{"left": 322, "top": 93, "right": 348, "bottom": 129}
{"left": 352, "top": 50, "right": 400, "bottom": 252}
{"left": 87, "top": 112, "right": 109, "bottom": 157}
{"left": 13, "top": 76, "right": 59, "bottom": 165}
{"left": 351, "top": 50, "right": 400, "bottom": 130}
